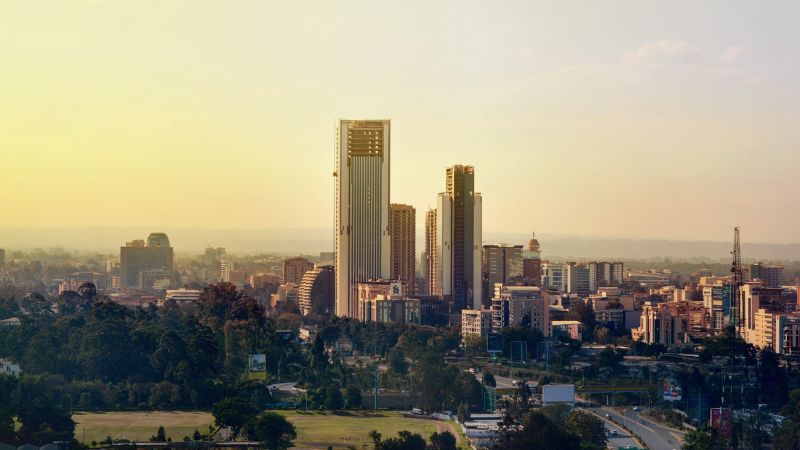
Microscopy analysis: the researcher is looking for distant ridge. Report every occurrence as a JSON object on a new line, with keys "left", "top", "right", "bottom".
{"left": 0, "top": 227, "right": 797, "bottom": 261}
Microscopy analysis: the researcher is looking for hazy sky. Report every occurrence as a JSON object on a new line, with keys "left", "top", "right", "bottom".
{"left": 1, "top": 1, "right": 798, "bottom": 244}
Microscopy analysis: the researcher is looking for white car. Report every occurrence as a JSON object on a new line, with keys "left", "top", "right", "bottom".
{"left": 632, "top": 406, "right": 641, "bottom": 412}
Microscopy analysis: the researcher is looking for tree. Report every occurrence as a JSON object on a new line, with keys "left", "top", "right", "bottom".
{"left": 211, "top": 397, "right": 257, "bottom": 438}
{"left": 252, "top": 412, "right": 296, "bottom": 450}
{"left": 345, "top": 387, "right": 362, "bottom": 409}
{"left": 681, "top": 428, "right": 713, "bottom": 450}
{"left": 387, "top": 347, "right": 408, "bottom": 375}
{"left": 494, "top": 411, "right": 581, "bottom": 450}
{"left": 323, "top": 385, "right": 344, "bottom": 410}
{"left": 150, "top": 426, "right": 167, "bottom": 442}
{"left": 429, "top": 431, "right": 457, "bottom": 450}
{"left": 376, "top": 430, "right": 426, "bottom": 450}
{"left": 565, "top": 410, "right": 606, "bottom": 449}
{"left": 774, "top": 419, "right": 800, "bottom": 450}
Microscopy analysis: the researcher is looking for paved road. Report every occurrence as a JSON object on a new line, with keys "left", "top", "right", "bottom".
{"left": 582, "top": 408, "right": 639, "bottom": 449}
{"left": 598, "top": 406, "right": 683, "bottom": 450}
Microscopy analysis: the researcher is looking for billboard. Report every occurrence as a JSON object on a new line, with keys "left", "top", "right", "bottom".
{"left": 663, "top": 380, "right": 682, "bottom": 401}
{"left": 487, "top": 332, "right": 502, "bottom": 354}
{"left": 542, "top": 384, "right": 575, "bottom": 405}
{"left": 710, "top": 407, "right": 733, "bottom": 439}
{"left": 248, "top": 354, "right": 267, "bottom": 380}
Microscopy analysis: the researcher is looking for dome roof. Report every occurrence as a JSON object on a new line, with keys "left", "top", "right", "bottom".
{"left": 146, "top": 232, "right": 171, "bottom": 248}
{"left": 527, "top": 232, "right": 540, "bottom": 252}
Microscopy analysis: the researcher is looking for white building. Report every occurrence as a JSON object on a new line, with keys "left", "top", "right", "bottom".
{"left": 541, "top": 262, "right": 568, "bottom": 292}
{"left": 0, "top": 359, "right": 20, "bottom": 378}
{"left": 335, "top": 119, "right": 391, "bottom": 318}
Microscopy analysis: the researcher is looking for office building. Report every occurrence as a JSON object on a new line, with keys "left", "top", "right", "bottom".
{"left": 120, "top": 233, "right": 174, "bottom": 289}
{"left": 490, "top": 285, "right": 550, "bottom": 337}
{"left": 283, "top": 257, "right": 314, "bottom": 285}
{"left": 482, "top": 244, "right": 523, "bottom": 306}
{"left": 390, "top": 203, "right": 416, "bottom": 295}
{"left": 541, "top": 262, "right": 568, "bottom": 292}
{"left": 271, "top": 283, "right": 299, "bottom": 309}
{"left": 356, "top": 279, "right": 419, "bottom": 324}
{"left": 250, "top": 273, "right": 280, "bottom": 289}
{"left": 751, "top": 263, "right": 785, "bottom": 288}
{"left": 424, "top": 208, "right": 439, "bottom": 295}
{"left": 437, "top": 165, "right": 482, "bottom": 311}
{"left": 701, "top": 280, "right": 732, "bottom": 332}
{"left": 631, "top": 301, "right": 687, "bottom": 346}
{"left": 566, "top": 263, "right": 591, "bottom": 296}
{"left": 0, "top": 248, "right": 4, "bottom": 267}
{"left": 461, "top": 309, "right": 492, "bottom": 339}
{"left": 298, "top": 265, "right": 335, "bottom": 316}
{"left": 522, "top": 233, "right": 542, "bottom": 286}
{"left": 335, "top": 119, "right": 391, "bottom": 317}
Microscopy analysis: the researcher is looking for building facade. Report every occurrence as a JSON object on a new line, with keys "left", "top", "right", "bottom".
{"left": 424, "top": 208, "right": 439, "bottom": 296}
{"left": 390, "top": 203, "right": 416, "bottom": 295}
{"left": 298, "top": 265, "right": 335, "bottom": 316}
{"left": 284, "top": 257, "right": 315, "bottom": 285}
{"left": 436, "top": 165, "right": 482, "bottom": 311}
{"left": 119, "top": 233, "right": 174, "bottom": 289}
{"left": 482, "top": 244, "right": 523, "bottom": 306}
{"left": 335, "top": 119, "right": 391, "bottom": 317}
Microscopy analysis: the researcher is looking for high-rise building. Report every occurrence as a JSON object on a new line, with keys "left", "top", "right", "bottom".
{"left": 522, "top": 233, "right": 542, "bottom": 286}
{"left": 334, "top": 119, "right": 391, "bottom": 317}
{"left": 437, "top": 165, "right": 482, "bottom": 311}
{"left": 566, "top": 263, "right": 591, "bottom": 296}
{"left": 541, "top": 262, "right": 568, "bottom": 291}
{"left": 389, "top": 204, "right": 416, "bottom": 295}
{"left": 482, "top": 244, "right": 522, "bottom": 306}
{"left": 120, "top": 233, "right": 174, "bottom": 289}
{"left": 283, "top": 257, "right": 315, "bottom": 285}
{"left": 424, "top": 208, "right": 439, "bottom": 295}
{"left": 0, "top": 248, "right": 5, "bottom": 268}
{"left": 298, "top": 265, "right": 335, "bottom": 316}
{"left": 750, "top": 263, "right": 785, "bottom": 288}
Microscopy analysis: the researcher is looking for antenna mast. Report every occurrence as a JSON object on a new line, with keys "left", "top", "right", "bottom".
{"left": 731, "top": 227, "right": 744, "bottom": 336}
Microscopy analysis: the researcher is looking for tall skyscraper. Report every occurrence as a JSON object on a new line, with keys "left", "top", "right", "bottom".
{"left": 390, "top": 203, "right": 416, "bottom": 294}
{"left": 437, "top": 165, "right": 482, "bottom": 311}
{"left": 283, "top": 257, "right": 315, "bottom": 284}
{"left": 120, "top": 232, "right": 174, "bottom": 289}
{"left": 424, "top": 208, "right": 439, "bottom": 295}
{"left": 334, "top": 119, "right": 391, "bottom": 317}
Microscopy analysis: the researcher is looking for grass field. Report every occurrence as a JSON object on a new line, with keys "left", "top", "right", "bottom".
{"left": 73, "top": 410, "right": 467, "bottom": 449}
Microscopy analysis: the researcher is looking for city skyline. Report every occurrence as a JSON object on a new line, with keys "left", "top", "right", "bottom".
{"left": 1, "top": 1, "right": 799, "bottom": 244}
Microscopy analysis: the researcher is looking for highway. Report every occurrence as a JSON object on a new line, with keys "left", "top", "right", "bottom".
{"left": 582, "top": 408, "right": 640, "bottom": 449}
{"left": 597, "top": 406, "right": 683, "bottom": 450}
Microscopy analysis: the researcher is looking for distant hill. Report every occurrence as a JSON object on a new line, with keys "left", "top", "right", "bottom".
{"left": 0, "top": 227, "right": 797, "bottom": 261}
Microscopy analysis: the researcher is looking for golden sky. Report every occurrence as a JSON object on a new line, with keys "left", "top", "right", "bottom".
{"left": 1, "top": 1, "right": 798, "bottom": 243}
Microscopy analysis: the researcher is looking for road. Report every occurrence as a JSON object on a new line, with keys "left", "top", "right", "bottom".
{"left": 582, "top": 408, "right": 639, "bottom": 449}
{"left": 597, "top": 406, "right": 683, "bottom": 450}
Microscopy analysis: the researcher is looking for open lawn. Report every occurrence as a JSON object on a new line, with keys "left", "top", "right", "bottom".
{"left": 74, "top": 411, "right": 214, "bottom": 444}
{"left": 73, "top": 410, "right": 467, "bottom": 449}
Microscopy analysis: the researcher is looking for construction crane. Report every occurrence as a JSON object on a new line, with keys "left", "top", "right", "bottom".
{"left": 730, "top": 226, "right": 744, "bottom": 336}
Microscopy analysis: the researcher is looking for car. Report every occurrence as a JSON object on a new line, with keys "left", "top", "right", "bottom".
{"left": 468, "top": 368, "right": 476, "bottom": 373}
{"left": 605, "top": 413, "right": 611, "bottom": 418}
{"left": 610, "top": 430, "right": 617, "bottom": 435}
{"left": 633, "top": 406, "right": 641, "bottom": 412}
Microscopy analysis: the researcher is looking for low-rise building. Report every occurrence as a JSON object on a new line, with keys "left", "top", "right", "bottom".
{"left": 551, "top": 320, "right": 582, "bottom": 340}
{"left": 462, "top": 309, "right": 492, "bottom": 339}
{"left": 0, "top": 359, "right": 20, "bottom": 377}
